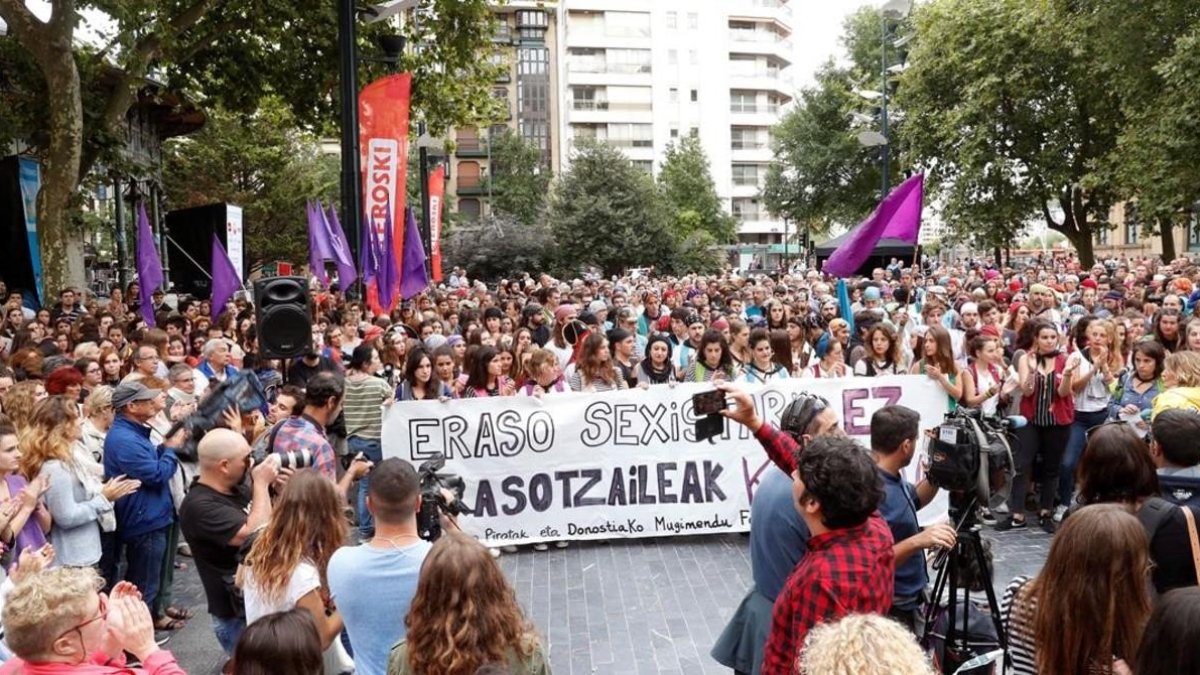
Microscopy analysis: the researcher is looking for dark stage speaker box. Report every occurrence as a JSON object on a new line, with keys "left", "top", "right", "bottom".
{"left": 165, "top": 203, "right": 244, "bottom": 298}
{"left": 254, "top": 276, "right": 312, "bottom": 359}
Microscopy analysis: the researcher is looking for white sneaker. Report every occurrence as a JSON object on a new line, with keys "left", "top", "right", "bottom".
{"left": 533, "top": 542, "right": 549, "bottom": 551}
{"left": 554, "top": 540, "right": 569, "bottom": 549}
{"left": 489, "top": 547, "right": 502, "bottom": 558}
{"left": 1053, "top": 504, "right": 1068, "bottom": 523}
{"left": 501, "top": 545, "right": 519, "bottom": 553}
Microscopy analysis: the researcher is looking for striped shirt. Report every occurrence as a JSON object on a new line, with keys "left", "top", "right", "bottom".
{"left": 343, "top": 374, "right": 392, "bottom": 440}
{"left": 1001, "top": 576, "right": 1038, "bottom": 675}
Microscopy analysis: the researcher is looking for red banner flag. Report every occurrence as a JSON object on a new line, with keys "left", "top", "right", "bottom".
{"left": 428, "top": 164, "right": 445, "bottom": 282}
{"left": 359, "top": 73, "right": 412, "bottom": 273}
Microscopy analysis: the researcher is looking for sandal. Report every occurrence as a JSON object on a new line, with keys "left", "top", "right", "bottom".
{"left": 165, "top": 606, "right": 194, "bottom": 621}
{"left": 154, "top": 616, "right": 187, "bottom": 631}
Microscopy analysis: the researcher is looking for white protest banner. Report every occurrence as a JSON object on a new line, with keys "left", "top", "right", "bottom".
{"left": 382, "top": 375, "right": 951, "bottom": 546}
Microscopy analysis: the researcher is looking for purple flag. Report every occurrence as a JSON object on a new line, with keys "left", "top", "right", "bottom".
{"left": 824, "top": 174, "right": 923, "bottom": 277}
{"left": 135, "top": 202, "right": 164, "bottom": 327}
{"left": 322, "top": 202, "right": 358, "bottom": 290}
{"left": 399, "top": 207, "right": 428, "bottom": 300}
{"left": 377, "top": 208, "right": 399, "bottom": 311}
{"left": 307, "top": 201, "right": 332, "bottom": 286}
{"left": 359, "top": 209, "right": 380, "bottom": 287}
{"left": 210, "top": 234, "right": 242, "bottom": 320}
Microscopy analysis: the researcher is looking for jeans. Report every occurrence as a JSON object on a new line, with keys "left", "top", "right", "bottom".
{"left": 154, "top": 521, "right": 181, "bottom": 618}
{"left": 124, "top": 526, "right": 169, "bottom": 615}
{"left": 1058, "top": 409, "right": 1109, "bottom": 507}
{"left": 98, "top": 530, "right": 121, "bottom": 592}
{"left": 1009, "top": 424, "right": 1071, "bottom": 516}
{"left": 211, "top": 614, "right": 246, "bottom": 655}
{"left": 348, "top": 436, "right": 383, "bottom": 537}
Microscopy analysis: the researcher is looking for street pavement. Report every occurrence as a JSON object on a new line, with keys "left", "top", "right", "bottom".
{"left": 166, "top": 524, "right": 1052, "bottom": 675}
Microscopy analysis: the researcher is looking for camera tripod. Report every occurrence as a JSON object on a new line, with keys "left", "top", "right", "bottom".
{"left": 921, "top": 494, "right": 1009, "bottom": 674}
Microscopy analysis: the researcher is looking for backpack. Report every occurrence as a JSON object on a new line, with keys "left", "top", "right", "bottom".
{"left": 1158, "top": 473, "right": 1200, "bottom": 510}
{"left": 924, "top": 595, "right": 1002, "bottom": 675}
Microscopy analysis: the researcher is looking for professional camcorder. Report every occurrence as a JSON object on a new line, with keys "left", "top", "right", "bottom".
{"left": 416, "top": 454, "right": 467, "bottom": 542}
{"left": 169, "top": 370, "right": 268, "bottom": 462}
{"left": 928, "top": 408, "right": 1018, "bottom": 508}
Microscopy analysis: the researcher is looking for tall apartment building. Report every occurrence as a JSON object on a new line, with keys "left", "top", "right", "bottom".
{"left": 559, "top": 0, "right": 795, "bottom": 268}
{"left": 450, "top": 1, "right": 563, "bottom": 221}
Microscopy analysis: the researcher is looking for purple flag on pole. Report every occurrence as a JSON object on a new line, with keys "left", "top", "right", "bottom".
{"left": 307, "top": 201, "right": 331, "bottom": 286}
{"left": 823, "top": 173, "right": 924, "bottom": 277}
{"left": 210, "top": 234, "right": 242, "bottom": 320}
{"left": 359, "top": 209, "right": 380, "bottom": 288}
{"left": 322, "top": 202, "right": 358, "bottom": 290}
{"left": 399, "top": 207, "right": 428, "bottom": 300}
{"left": 377, "top": 209, "right": 399, "bottom": 311}
{"left": 135, "top": 202, "right": 164, "bottom": 327}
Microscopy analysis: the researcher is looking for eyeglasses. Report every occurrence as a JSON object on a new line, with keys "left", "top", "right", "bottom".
{"left": 56, "top": 591, "right": 107, "bottom": 644}
{"left": 87, "top": 367, "right": 102, "bottom": 374}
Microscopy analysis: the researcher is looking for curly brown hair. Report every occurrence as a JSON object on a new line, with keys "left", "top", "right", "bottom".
{"left": 19, "top": 395, "right": 78, "bottom": 479}
{"left": 242, "top": 471, "right": 346, "bottom": 604}
{"left": 4, "top": 380, "right": 46, "bottom": 432}
{"left": 404, "top": 532, "right": 538, "bottom": 675}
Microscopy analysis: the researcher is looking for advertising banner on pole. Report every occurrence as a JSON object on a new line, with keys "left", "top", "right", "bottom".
{"left": 358, "top": 73, "right": 412, "bottom": 272}
{"left": 427, "top": 164, "right": 445, "bottom": 283}
{"left": 17, "top": 158, "right": 44, "bottom": 303}
{"left": 382, "top": 376, "right": 950, "bottom": 546}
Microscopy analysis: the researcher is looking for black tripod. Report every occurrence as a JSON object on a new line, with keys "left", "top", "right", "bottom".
{"left": 921, "top": 494, "right": 1008, "bottom": 674}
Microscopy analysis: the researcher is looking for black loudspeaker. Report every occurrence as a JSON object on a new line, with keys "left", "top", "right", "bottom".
{"left": 254, "top": 277, "right": 312, "bottom": 359}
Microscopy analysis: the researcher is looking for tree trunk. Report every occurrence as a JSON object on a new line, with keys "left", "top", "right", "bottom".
{"left": 1159, "top": 218, "right": 1176, "bottom": 263}
{"left": 993, "top": 246, "right": 1002, "bottom": 269}
{"left": 1062, "top": 226, "right": 1095, "bottom": 268}
{"left": 36, "top": 32, "right": 87, "bottom": 295}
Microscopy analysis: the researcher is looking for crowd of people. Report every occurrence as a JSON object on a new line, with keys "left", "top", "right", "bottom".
{"left": 0, "top": 249, "right": 1194, "bottom": 674}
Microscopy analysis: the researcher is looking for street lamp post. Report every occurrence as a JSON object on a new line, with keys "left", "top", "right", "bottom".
{"left": 337, "top": 0, "right": 362, "bottom": 270}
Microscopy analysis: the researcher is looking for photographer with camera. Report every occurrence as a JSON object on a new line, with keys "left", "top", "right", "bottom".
{"left": 327, "top": 459, "right": 438, "bottom": 675}
{"left": 179, "top": 428, "right": 279, "bottom": 656}
{"left": 870, "top": 406, "right": 955, "bottom": 633}
{"left": 712, "top": 383, "right": 893, "bottom": 675}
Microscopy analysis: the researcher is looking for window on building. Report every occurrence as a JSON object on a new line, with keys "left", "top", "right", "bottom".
{"left": 731, "top": 127, "right": 763, "bottom": 150}
{"left": 457, "top": 161, "right": 481, "bottom": 189}
{"left": 666, "top": 11, "right": 677, "bottom": 29}
{"left": 732, "top": 198, "right": 761, "bottom": 221}
{"left": 458, "top": 198, "right": 481, "bottom": 220}
{"left": 729, "top": 54, "right": 759, "bottom": 77}
{"left": 607, "top": 48, "right": 652, "bottom": 74}
{"left": 608, "top": 86, "right": 652, "bottom": 111}
{"left": 669, "top": 87, "right": 679, "bottom": 103}
{"left": 688, "top": 12, "right": 699, "bottom": 29}
{"left": 1124, "top": 203, "right": 1140, "bottom": 244}
{"left": 573, "top": 124, "right": 601, "bottom": 141}
{"left": 516, "top": 9, "right": 548, "bottom": 39}
{"left": 517, "top": 47, "right": 551, "bottom": 163}
{"left": 732, "top": 164, "right": 761, "bottom": 186}
{"left": 607, "top": 123, "right": 653, "bottom": 148}
{"left": 568, "top": 48, "right": 604, "bottom": 73}
{"left": 1190, "top": 204, "right": 1200, "bottom": 250}
{"left": 668, "top": 49, "right": 677, "bottom": 65}
{"left": 633, "top": 160, "right": 653, "bottom": 174}
{"left": 690, "top": 89, "right": 698, "bottom": 102}
{"left": 1095, "top": 226, "right": 1109, "bottom": 246}
{"left": 730, "top": 90, "right": 758, "bottom": 113}
{"left": 670, "top": 127, "right": 679, "bottom": 138}
{"left": 572, "top": 86, "right": 600, "bottom": 110}
{"left": 606, "top": 11, "right": 651, "bottom": 38}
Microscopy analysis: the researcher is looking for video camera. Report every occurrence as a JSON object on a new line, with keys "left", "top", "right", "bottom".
{"left": 168, "top": 370, "right": 268, "bottom": 462}
{"left": 928, "top": 408, "right": 1019, "bottom": 513}
{"left": 416, "top": 454, "right": 467, "bottom": 542}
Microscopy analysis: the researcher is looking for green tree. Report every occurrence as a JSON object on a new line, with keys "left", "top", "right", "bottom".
{"left": 0, "top": 0, "right": 504, "bottom": 295}
{"left": 657, "top": 132, "right": 737, "bottom": 243}
{"left": 897, "top": 0, "right": 1123, "bottom": 267}
{"left": 547, "top": 141, "right": 677, "bottom": 277}
{"left": 444, "top": 213, "right": 554, "bottom": 280}
{"left": 162, "top": 98, "right": 338, "bottom": 271}
{"left": 483, "top": 130, "right": 551, "bottom": 226}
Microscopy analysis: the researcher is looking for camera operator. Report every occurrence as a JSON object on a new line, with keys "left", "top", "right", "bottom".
{"left": 252, "top": 372, "right": 368, "bottom": 499}
{"left": 870, "top": 406, "right": 956, "bottom": 633}
{"left": 714, "top": 383, "right": 893, "bottom": 675}
{"left": 327, "top": 459, "right": 449, "bottom": 675}
{"left": 712, "top": 392, "right": 841, "bottom": 675}
{"left": 179, "top": 428, "right": 279, "bottom": 656}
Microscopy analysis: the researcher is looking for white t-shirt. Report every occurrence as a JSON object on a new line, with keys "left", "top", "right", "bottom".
{"left": 1069, "top": 353, "right": 1110, "bottom": 413}
{"left": 243, "top": 560, "right": 320, "bottom": 624}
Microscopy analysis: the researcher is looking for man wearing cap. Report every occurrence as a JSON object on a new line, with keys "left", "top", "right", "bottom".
{"left": 588, "top": 300, "right": 612, "bottom": 332}
{"left": 103, "top": 381, "right": 185, "bottom": 618}
{"left": 1100, "top": 291, "right": 1124, "bottom": 319}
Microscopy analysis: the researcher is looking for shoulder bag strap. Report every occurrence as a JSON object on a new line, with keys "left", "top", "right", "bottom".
{"left": 1180, "top": 505, "right": 1200, "bottom": 582}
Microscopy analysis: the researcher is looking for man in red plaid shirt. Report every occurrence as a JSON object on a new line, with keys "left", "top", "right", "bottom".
{"left": 717, "top": 383, "right": 895, "bottom": 675}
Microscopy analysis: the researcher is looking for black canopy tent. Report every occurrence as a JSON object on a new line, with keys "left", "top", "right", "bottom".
{"left": 814, "top": 231, "right": 918, "bottom": 277}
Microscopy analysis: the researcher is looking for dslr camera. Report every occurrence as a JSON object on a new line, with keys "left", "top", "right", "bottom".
{"left": 416, "top": 454, "right": 467, "bottom": 542}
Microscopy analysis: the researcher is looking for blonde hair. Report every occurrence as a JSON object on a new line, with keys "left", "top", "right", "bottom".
{"left": 83, "top": 385, "right": 114, "bottom": 418}
{"left": 19, "top": 395, "right": 79, "bottom": 479}
{"left": 1166, "top": 351, "right": 1200, "bottom": 387}
{"left": 800, "top": 614, "right": 935, "bottom": 675}
{"left": 3, "top": 567, "right": 102, "bottom": 659}
{"left": 4, "top": 380, "right": 44, "bottom": 432}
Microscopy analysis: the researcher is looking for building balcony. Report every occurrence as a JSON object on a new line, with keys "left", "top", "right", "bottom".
{"left": 455, "top": 140, "right": 489, "bottom": 158}
{"left": 456, "top": 174, "right": 486, "bottom": 195}
{"left": 727, "top": 31, "right": 794, "bottom": 64}
{"left": 735, "top": 218, "right": 786, "bottom": 235}
{"left": 730, "top": 0, "right": 793, "bottom": 31}
{"left": 730, "top": 145, "right": 774, "bottom": 163}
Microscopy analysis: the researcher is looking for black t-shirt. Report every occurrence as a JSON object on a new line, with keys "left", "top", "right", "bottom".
{"left": 287, "top": 356, "right": 339, "bottom": 388}
{"left": 1150, "top": 506, "right": 1199, "bottom": 594}
{"left": 179, "top": 482, "right": 251, "bottom": 619}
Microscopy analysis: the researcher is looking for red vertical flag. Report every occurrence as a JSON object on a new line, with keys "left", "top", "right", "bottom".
{"left": 358, "top": 73, "right": 412, "bottom": 274}
{"left": 428, "top": 164, "right": 445, "bottom": 282}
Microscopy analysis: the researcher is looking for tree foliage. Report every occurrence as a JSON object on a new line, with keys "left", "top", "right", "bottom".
{"left": 0, "top": 0, "right": 504, "bottom": 293}
{"left": 162, "top": 97, "right": 338, "bottom": 271}
{"left": 657, "top": 132, "right": 737, "bottom": 243}
{"left": 444, "top": 213, "right": 554, "bottom": 280}
{"left": 483, "top": 130, "right": 551, "bottom": 226}
{"left": 547, "top": 141, "right": 678, "bottom": 277}
{"left": 897, "top": 0, "right": 1123, "bottom": 266}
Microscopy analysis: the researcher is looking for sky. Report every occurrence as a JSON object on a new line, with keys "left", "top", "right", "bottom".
{"left": 790, "top": 0, "right": 874, "bottom": 89}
